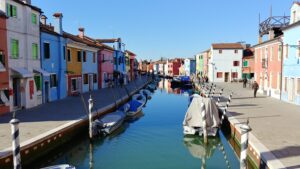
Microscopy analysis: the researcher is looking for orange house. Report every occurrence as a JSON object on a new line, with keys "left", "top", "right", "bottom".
{"left": 0, "top": 12, "right": 9, "bottom": 115}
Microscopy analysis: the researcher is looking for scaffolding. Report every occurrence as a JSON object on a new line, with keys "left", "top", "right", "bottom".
{"left": 259, "top": 16, "right": 290, "bottom": 36}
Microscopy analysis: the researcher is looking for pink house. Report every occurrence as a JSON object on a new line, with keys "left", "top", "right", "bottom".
{"left": 253, "top": 36, "right": 282, "bottom": 99}
{"left": 99, "top": 44, "right": 114, "bottom": 88}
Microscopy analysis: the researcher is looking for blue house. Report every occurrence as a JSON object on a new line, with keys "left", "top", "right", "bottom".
{"left": 40, "top": 13, "right": 67, "bottom": 102}
{"left": 114, "top": 38, "right": 126, "bottom": 74}
{"left": 281, "top": 2, "right": 300, "bottom": 105}
{"left": 184, "top": 58, "right": 196, "bottom": 76}
{"left": 82, "top": 49, "right": 99, "bottom": 92}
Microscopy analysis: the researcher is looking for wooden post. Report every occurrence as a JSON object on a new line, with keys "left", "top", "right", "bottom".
{"left": 240, "top": 121, "right": 251, "bottom": 169}
{"left": 88, "top": 95, "right": 94, "bottom": 139}
{"left": 10, "top": 112, "right": 21, "bottom": 169}
{"left": 201, "top": 102, "right": 207, "bottom": 144}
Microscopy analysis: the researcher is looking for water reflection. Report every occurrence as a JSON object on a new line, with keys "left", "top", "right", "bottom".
{"left": 158, "top": 78, "right": 193, "bottom": 95}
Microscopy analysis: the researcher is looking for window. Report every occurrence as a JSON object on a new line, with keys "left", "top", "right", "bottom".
{"left": 67, "top": 49, "right": 71, "bottom": 62}
{"left": 285, "top": 44, "right": 289, "bottom": 58}
{"left": 277, "top": 73, "right": 281, "bottom": 90}
{"left": 233, "top": 61, "right": 240, "bottom": 66}
{"left": 234, "top": 50, "right": 238, "bottom": 54}
{"left": 50, "top": 74, "right": 57, "bottom": 87}
{"left": 243, "top": 61, "right": 248, "bottom": 67}
{"left": 114, "top": 57, "right": 117, "bottom": 65}
{"left": 63, "top": 46, "right": 66, "bottom": 60}
{"left": 83, "top": 51, "right": 86, "bottom": 62}
{"left": 293, "top": 11, "right": 296, "bottom": 23}
{"left": 0, "top": 51, "right": 5, "bottom": 66}
{"left": 284, "top": 77, "right": 288, "bottom": 92}
{"left": 11, "top": 39, "right": 19, "bottom": 59}
{"left": 217, "top": 72, "right": 223, "bottom": 78}
{"left": 278, "top": 45, "right": 282, "bottom": 61}
{"left": 83, "top": 74, "right": 88, "bottom": 84}
{"left": 297, "top": 78, "right": 300, "bottom": 95}
{"left": 231, "top": 72, "right": 238, "bottom": 78}
{"left": 32, "top": 43, "right": 38, "bottom": 60}
{"left": 6, "top": 4, "right": 17, "bottom": 17}
{"left": 219, "top": 50, "right": 222, "bottom": 54}
{"left": 44, "top": 43, "right": 50, "bottom": 59}
{"left": 77, "top": 51, "right": 82, "bottom": 62}
{"left": 93, "top": 74, "right": 97, "bottom": 83}
{"left": 93, "top": 53, "right": 96, "bottom": 63}
{"left": 34, "top": 75, "right": 41, "bottom": 91}
{"left": 31, "top": 13, "right": 37, "bottom": 24}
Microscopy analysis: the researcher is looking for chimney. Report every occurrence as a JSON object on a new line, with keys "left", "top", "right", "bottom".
{"left": 78, "top": 27, "right": 85, "bottom": 38}
{"left": 53, "top": 12, "right": 63, "bottom": 35}
{"left": 268, "top": 29, "right": 275, "bottom": 40}
{"left": 40, "top": 15, "right": 47, "bottom": 25}
{"left": 258, "top": 35, "right": 262, "bottom": 44}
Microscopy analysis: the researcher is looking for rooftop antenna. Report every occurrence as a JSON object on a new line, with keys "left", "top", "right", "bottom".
{"left": 270, "top": 5, "right": 273, "bottom": 18}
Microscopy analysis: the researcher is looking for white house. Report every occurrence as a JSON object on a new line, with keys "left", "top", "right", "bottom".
{"left": 164, "top": 60, "right": 168, "bottom": 77}
{"left": 208, "top": 43, "right": 244, "bottom": 82}
{"left": 1, "top": 0, "right": 43, "bottom": 110}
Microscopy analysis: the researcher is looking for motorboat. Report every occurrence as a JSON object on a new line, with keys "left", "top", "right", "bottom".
{"left": 118, "top": 103, "right": 130, "bottom": 112}
{"left": 132, "top": 94, "right": 147, "bottom": 107}
{"left": 171, "top": 76, "right": 193, "bottom": 89}
{"left": 93, "top": 111, "right": 126, "bottom": 135}
{"left": 41, "top": 164, "right": 76, "bottom": 169}
{"left": 126, "top": 99, "right": 144, "bottom": 117}
{"left": 147, "top": 84, "right": 156, "bottom": 92}
{"left": 183, "top": 94, "right": 221, "bottom": 136}
{"left": 139, "top": 89, "right": 152, "bottom": 99}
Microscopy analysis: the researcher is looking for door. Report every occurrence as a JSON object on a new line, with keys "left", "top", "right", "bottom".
{"left": 89, "top": 74, "right": 93, "bottom": 91}
{"left": 103, "top": 72, "right": 107, "bottom": 88}
{"left": 44, "top": 81, "right": 49, "bottom": 103}
{"left": 288, "top": 78, "right": 295, "bottom": 101}
{"left": 13, "top": 78, "right": 21, "bottom": 107}
{"left": 225, "top": 73, "right": 229, "bottom": 82}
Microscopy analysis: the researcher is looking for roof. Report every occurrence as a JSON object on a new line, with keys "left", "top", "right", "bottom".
{"left": 96, "top": 38, "right": 121, "bottom": 43}
{"left": 40, "top": 24, "right": 60, "bottom": 36}
{"left": 243, "top": 48, "right": 254, "bottom": 58}
{"left": 125, "top": 50, "right": 136, "bottom": 56}
{"left": 11, "top": 0, "right": 42, "bottom": 13}
{"left": 82, "top": 35, "right": 114, "bottom": 51}
{"left": 282, "top": 20, "right": 300, "bottom": 31}
{"left": 199, "top": 48, "right": 210, "bottom": 54}
{"left": 0, "top": 11, "right": 8, "bottom": 18}
{"left": 252, "top": 36, "right": 282, "bottom": 48}
{"left": 63, "top": 32, "right": 99, "bottom": 48}
{"left": 211, "top": 43, "right": 244, "bottom": 49}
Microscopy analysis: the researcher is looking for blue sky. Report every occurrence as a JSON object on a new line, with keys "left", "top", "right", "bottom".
{"left": 33, "top": 0, "right": 294, "bottom": 60}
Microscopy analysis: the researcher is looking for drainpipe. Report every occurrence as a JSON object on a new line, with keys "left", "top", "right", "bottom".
{"left": 280, "top": 39, "right": 283, "bottom": 100}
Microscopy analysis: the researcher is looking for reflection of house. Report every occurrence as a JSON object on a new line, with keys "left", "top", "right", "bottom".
{"left": 281, "top": 2, "right": 300, "bottom": 105}
{"left": 0, "top": 11, "right": 9, "bottom": 115}
{"left": 40, "top": 13, "right": 67, "bottom": 103}
{"left": 3, "top": 0, "right": 43, "bottom": 110}
{"left": 209, "top": 43, "right": 243, "bottom": 82}
{"left": 242, "top": 48, "right": 255, "bottom": 79}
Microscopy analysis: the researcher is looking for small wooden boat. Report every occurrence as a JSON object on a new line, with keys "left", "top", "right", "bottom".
{"left": 132, "top": 94, "right": 147, "bottom": 107}
{"left": 41, "top": 164, "right": 76, "bottom": 169}
{"left": 126, "top": 100, "right": 144, "bottom": 117}
{"left": 94, "top": 111, "right": 126, "bottom": 135}
{"left": 139, "top": 89, "right": 152, "bottom": 99}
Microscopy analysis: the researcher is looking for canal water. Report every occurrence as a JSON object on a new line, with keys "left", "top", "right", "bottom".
{"left": 29, "top": 79, "right": 240, "bottom": 169}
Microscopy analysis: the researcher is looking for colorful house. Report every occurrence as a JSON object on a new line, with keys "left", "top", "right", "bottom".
{"left": 40, "top": 13, "right": 67, "bottom": 102}
{"left": 281, "top": 2, "right": 300, "bottom": 105}
{"left": 242, "top": 48, "right": 255, "bottom": 79}
{"left": 184, "top": 58, "right": 196, "bottom": 76}
{"left": 98, "top": 44, "right": 114, "bottom": 88}
{"left": 209, "top": 43, "right": 244, "bottom": 82}
{"left": 0, "top": 11, "right": 9, "bottom": 115}
{"left": 2, "top": 0, "right": 43, "bottom": 110}
{"left": 253, "top": 37, "right": 282, "bottom": 99}
{"left": 125, "top": 50, "right": 136, "bottom": 81}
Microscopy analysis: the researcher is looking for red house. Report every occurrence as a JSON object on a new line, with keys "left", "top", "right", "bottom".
{"left": 169, "top": 58, "right": 182, "bottom": 76}
{"left": 0, "top": 12, "right": 9, "bottom": 115}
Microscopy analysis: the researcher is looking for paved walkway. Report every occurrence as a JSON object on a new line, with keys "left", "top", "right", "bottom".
{"left": 215, "top": 82, "right": 300, "bottom": 168}
{"left": 0, "top": 77, "right": 150, "bottom": 151}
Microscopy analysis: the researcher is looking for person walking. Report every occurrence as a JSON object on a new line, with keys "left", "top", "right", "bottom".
{"left": 243, "top": 78, "right": 247, "bottom": 88}
{"left": 252, "top": 81, "right": 259, "bottom": 98}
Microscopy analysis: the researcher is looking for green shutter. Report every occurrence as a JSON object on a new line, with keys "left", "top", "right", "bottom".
{"left": 11, "top": 39, "right": 19, "bottom": 59}
{"left": 6, "top": 4, "right": 11, "bottom": 16}
{"left": 32, "top": 43, "right": 38, "bottom": 60}
{"left": 34, "top": 76, "right": 41, "bottom": 91}
{"left": 31, "top": 13, "right": 37, "bottom": 24}
{"left": 12, "top": 6, "right": 17, "bottom": 17}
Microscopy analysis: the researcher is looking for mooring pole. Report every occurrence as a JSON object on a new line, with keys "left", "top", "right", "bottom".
{"left": 10, "top": 112, "right": 21, "bottom": 169}
{"left": 89, "top": 141, "right": 94, "bottom": 169}
{"left": 221, "top": 92, "right": 233, "bottom": 123}
{"left": 201, "top": 102, "right": 208, "bottom": 144}
{"left": 218, "top": 143, "right": 231, "bottom": 169}
{"left": 240, "top": 120, "right": 251, "bottom": 169}
{"left": 88, "top": 95, "right": 94, "bottom": 139}
{"left": 211, "top": 84, "right": 216, "bottom": 98}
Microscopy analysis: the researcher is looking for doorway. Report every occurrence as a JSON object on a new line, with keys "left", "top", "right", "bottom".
{"left": 13, "top": 78, "right": 21, "bottom": 108}
{"left": 44, "top": 81, "right": 49, "bottom": 103}
{"left": 225, "top": 72, "right": 229, "bottom": 82}
{"left": 103, "top": 72, "right": 107, "bottom": 88}
{"left": 89, "top": 74, "right": 93, "bottom": 91}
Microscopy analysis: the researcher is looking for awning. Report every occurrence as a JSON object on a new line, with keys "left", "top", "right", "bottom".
{"left": 33, "top": 68, "right": 51, "bottom": 76}
{"left": 11, "top": 67, "right": 33, "bottom": 78}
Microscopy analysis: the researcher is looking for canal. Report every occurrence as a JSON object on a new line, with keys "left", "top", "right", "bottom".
{"left": 28, "top": 79, "right": 240, "bottom": 169}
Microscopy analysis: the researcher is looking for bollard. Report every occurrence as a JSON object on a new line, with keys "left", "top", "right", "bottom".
{"left": 201, "top": 102, "right": 207, "bottom": 144}
{"left": 240, "top": 121, "right": 251, "bottom": 169}
{"left": 10, "top": 112, "right": 21, "bottom": 169}
{"left": 88, "top": 95, "right": 94, "bottom": 139}
{"left": 217, "top": 89, "right": 224, "bottom": 105}
{"left": 211, "top": 85, "right": 216, "bottom": 98}
{"left": 221, "top": 93, "right": 233, "bottom": 123}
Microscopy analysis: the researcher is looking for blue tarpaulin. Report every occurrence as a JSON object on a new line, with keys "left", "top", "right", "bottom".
{"left": 129, "top": 100, "right": 143, "bottom": 112}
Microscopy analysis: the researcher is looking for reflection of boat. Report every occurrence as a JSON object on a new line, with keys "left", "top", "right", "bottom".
{"left": 126, "top": 111, "right": 145, "bottom": 123}
{"left": 147, "top": 83, "right": 157, "bottom": 92}
{"left": 41, "top": 164, "right": 76, "bottom": 169}
{"left": 94, "top": 111, "right": 126, "bottom": 135}
{"left": 183, "top": 94, "right": 220, "bottom": 136}
{"left": 171, "top": 76, "right": 193, "bottom": 89}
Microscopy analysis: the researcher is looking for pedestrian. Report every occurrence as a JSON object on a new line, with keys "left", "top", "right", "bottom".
{"left": 252, "top": 81, "right": 259, "bottom": 98}
{"left": 243, "top": 78, "right": 247, "bottom": 88}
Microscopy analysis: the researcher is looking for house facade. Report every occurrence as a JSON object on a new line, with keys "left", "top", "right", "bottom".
{"left": 99, "top": 45, "right": 114, "bottom": 88}
{"left": 196, "top": 49, "right": 209, "bottom": 77}
{"left": 253, "top": 37, "right": 282, "bottom": 99}
{"left": 0, "top": 11, "right": 9, "bottom": 115}
{"left": 209, "top": 43, "right": 243, "bottom": 82}
{"left": 40, "top": 13, "right": 67, "bottom": 103}
{"left": 242, "top": 48, "right": 255, "bottom": 79}
{"left": 184, "top": 58, "right": 196, "bottom": 76}
{"left": 125, "top": 50, "right": 136, "bottom": 81}
{"left": 281, "top": 2, "right": 300, "bottom": 105}
{"left": 1, "top": 0, "right": 43, "bottom": 110}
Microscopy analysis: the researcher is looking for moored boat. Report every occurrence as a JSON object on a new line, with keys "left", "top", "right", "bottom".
{"left": 139, "top": 89, "right": 152, "bottom": 99}
{"left": 94, "top": 111, "right": 126, "bottom": 135}
{"left": 132, "top": 94, "right": 147, "bottom": 107}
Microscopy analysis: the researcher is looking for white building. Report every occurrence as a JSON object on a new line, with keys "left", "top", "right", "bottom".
{"left": 164, "top": 60, "right": 168, "bottom": 77}
{"left": 158, "top": 61, "right": 165, "bottom": 75}
{"left": 208, "top": 43, "right": 244, "bottom": 82}
{"left": 1, "top": 0, "right": 43, "bottom": 110}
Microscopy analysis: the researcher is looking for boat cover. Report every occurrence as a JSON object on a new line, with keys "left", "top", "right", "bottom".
{"left": 98, "top": 111, "right": 125, "bottom": 127}
{"left": 183, "top": 95, "right": 220, "bottom": 128}
{"left": 128, "top": 100, "right": 143, "bottom": 112}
